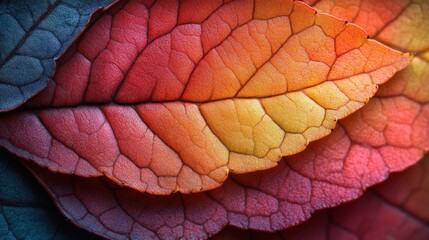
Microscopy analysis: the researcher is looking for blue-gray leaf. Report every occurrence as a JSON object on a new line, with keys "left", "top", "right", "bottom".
{"left": 0, "top": 0, "right": 115, "bottom": 111}
{"left": 0, "top": 149, "right": 100, "bottom": 239}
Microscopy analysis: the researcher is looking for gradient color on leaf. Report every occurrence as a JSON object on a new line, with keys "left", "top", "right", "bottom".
{"left": 213, "top": 0, "right": 429, "bottom": 237}
{"left": 20, "top": 116, "right": 429, "bottom": 239}
{"left": 304, "top": 0, "right": 429, "bottom": 171}
{"left": 213, "top": 154, "right": 429, "bottom": 240}
{"left": 2, "top": 0, "right": 428, "bottom": 239}
{"left": 0, "top": 0, "right": 116, "bottom": 112}
{"left": 306, "top": 0, "right": 429, "bottom": 103}
{"left": 0, "top": 0, "right": 410, "bottom": 194}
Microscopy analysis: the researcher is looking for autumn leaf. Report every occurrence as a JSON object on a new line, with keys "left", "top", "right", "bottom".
{"left": 305, "top": 0, "right": 429, "bottom": 105}
{"left": 19, "top": 118, "right": 429, "bottom": 239}
{"left": 0, "top": 0, "right": 410, "bottom": 195}
{"left": 0, "top": 0, "right": 116, "bottom": 112}
{"left": 211, "top": 0, "right": 429, "bottom": 238}
{"left": 213, "top": 154, "right": 429, "bottom": 240}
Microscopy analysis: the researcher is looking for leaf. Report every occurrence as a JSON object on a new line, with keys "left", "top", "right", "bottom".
{"left": 19, "top": 118, "right": 429, "bottom": 239}
{"left": 0, "top": 0, "right": 410, "bottom": 194}
{"left": 0, "top": 0, "right": 116, "bottom": 112}
{"left": 213, "top": 154, "right": 429, "bottom": 240}
{"left": 306, "top": 0, "right": 429, "bottom": 103}
{"left": 0, "top": 149, "right": 97, "bottom": 240}
{"left": 212, "top": 0, "right": 429, "bottom": 238}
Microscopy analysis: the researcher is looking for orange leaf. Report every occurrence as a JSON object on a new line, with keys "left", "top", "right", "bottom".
{"left": 306, "top": 0, "right": 429, "bottom": 104}
{"left": 0, "top": 0, "right": 410, "bottom": 194}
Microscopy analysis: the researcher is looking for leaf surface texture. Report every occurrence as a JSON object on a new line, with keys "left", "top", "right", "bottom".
{"left": 1, "top": 0, "right": 428, "bottom": 239}
{"left": 0, "top": 0, "right": 116, "bottom": 111}
{"left": 0, "top": 0, "right": 410, "bottom": 194}
{"left": 214, "top": 154, "right": 429, "bottom": 240}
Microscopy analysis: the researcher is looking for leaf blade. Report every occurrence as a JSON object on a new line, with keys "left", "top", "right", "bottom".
{"left": 0, "top": 0, "right": 411, "bottom": 194}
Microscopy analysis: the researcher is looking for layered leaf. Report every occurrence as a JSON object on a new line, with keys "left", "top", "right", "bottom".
{"left": 0, "top": 0, "right": 117, "bottom": 112}
{"left": 20, "top": 113, "right": 429, "bottom": 239}
{"left": 11, "top": 0, "right": 428, "bottom": 238}
{"left": 0, "top": 149, "right": 96, "bottom": 240}
{"left": 0, "top": 0, "right": 410, "bottom": 194}
{"left": 2, "top": 0, "right": 428, "bottom": 239}
{"left": 214, "top": 154, "right": 429, "bottom": 240}
{"left": 306, "top": 0, "right": 429, "bottom": 104}
{"left": 210, "top": 0, "right": 429, "bottom": 237}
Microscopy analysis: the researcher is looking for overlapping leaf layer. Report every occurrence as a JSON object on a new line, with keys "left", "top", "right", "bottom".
{"left": 0, "top": 0, "right": 410, "bottom": 194}
{"left": 0, "top": 0, "right": 428, "bottom": 239}
{"left": 214, "top": 154, "right": 429, "bottom": 240}
{"left": 212, "top": 0, "right": 429, "bottom": 237}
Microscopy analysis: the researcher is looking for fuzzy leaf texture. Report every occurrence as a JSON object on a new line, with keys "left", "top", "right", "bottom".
{"left": 0, "top": 0, "right": 116, "bottom": 112}
{"left": 0, "top": 0, "right": 410, "bottom": 195}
